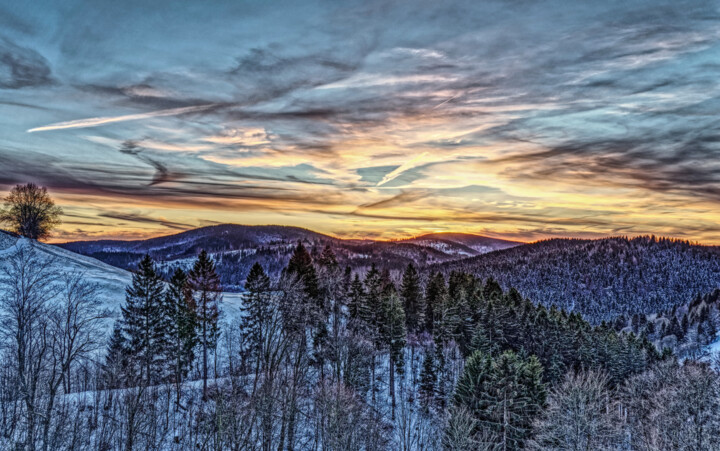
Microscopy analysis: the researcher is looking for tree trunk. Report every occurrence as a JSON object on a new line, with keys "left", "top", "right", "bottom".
{"left": 390, "top": 358, "right": 396, "bottom": 421}
{"left": 203, "top": 316, "right": 208, "bottom": 400}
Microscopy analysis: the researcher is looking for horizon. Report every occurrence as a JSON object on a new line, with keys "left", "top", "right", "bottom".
{"left": 28, "top": 221, "right": 716, "bottom": 247}
{"left": 2, "top": 1, "right": 720, "bottom": 244}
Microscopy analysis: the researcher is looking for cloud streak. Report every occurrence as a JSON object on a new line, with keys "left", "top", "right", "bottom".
{"left": 27, "top": 104, "right": 219, "bottom": 133}
{"left": 2, "top": 0, "right": 720, "bottom": 243}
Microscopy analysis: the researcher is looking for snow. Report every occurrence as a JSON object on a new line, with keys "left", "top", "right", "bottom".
{"left": 0, "top": 232, "right": 245, "bottom": 333}
{"left": 705, "top": 334, "right": 720, "bottom": 361}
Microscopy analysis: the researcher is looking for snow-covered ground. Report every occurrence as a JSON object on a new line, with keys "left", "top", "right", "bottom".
{"left": 0, "top": 231, "right": 131, "bottom": 313}
{"left": 0, "top": 230, "right": 245, "bottom": 330}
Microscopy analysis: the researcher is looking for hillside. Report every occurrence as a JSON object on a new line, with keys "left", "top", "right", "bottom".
{"left": 398, "top": 232, "right": 520, "bottom": 257}
{"left": 0, "top": 230, "right": 131, "bottom": 316}
{"left": 59, "top": 224, "right": 520, "bottom": 290}
{"left": 436, "top": 236, "right": 720, "bottom": 322}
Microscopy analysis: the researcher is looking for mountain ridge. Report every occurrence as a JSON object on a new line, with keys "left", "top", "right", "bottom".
{"left": 57, "top": 224, "right": 520, "bottom": 290}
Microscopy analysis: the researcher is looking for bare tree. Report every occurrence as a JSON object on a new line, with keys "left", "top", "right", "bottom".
{"left": 623, "top": 359, "right": 720, "bottom": 451}
{"left": 0, "top": 183, "right": 62, "bottom": 241}
{"left": 531, "top": 371, "right": 620, "bottom": 450}
{"left": 0, "top": 246, "right": 60, "bottom": 450}
{"left": 39, "top": 273, "right": 108, "bottom": 451}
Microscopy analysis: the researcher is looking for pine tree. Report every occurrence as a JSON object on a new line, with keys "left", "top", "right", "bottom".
{"left": 120, "top": 255, "right": 168, "bottom": 385}
{"left": 483, "top": 277, "right": 503, "bottom": 301}
{"left": 454, "top": 350, "right": 546, "bottom": 449}
{"left": 348, "top": 274, "right": 364, "bottom": 322}
{"left": 189, "top": 250, "right": 222, "bottom": 400}
{"left": 469, "top": 324, "right": 497, "bottom": 357}
{"left": 242, "top": 262, "right": 272, "bottom": 391}
{"left": 380, "top": 292, "right": 406, "bottom": 420}
{"left": 418, "top": 347, "right": 437, "bottom": 411}
{"left": 363, "top": 263, "right": 384, "bottom": 337}
{"left": 104, "top": 324, "right": 129, "bottom": 389}
{"left": 285, "top": 241, "right": 320, "bottom": 302}
{"left": 400, "top": 264, "right": 423, "bottom": 333}
{"left": 424, "top": 272, "right": 447, "bottom": 333}
{"left": 165, "top": 268, "right": 197, "bottom": 404}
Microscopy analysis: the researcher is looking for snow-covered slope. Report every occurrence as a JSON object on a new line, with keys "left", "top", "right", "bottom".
{"left": 0, "top": 230, "right": 246, "bottom": 324}
{"left": 0, "top": 230, "right": 131, "bottom": 314}
{"left": 399, "top": 232, "right": 521, "bottom": 257}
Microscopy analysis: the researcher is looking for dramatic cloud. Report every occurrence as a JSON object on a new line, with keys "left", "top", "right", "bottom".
{"left": 1, "top": 0, "right": 719, "bottom": 242}
{"left": 0, "top": 36, "right": 52, "bottom": 89}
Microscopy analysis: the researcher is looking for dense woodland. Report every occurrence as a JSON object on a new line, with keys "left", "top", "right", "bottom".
{"left": 3, "top": 237, "right": 720, "bottom": 450}
{"left": 439, "top": 236, "right": 720, "bottom": 322}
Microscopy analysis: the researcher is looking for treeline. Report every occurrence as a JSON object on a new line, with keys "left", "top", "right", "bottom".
{"left": 3, "top": 240, "right": 720, "bottom": 450}
{"left": 438, "top": 235, "right": 720, "bottom": 322}
{"left": 613, "top": 288, "right": 720, "bottom": 358}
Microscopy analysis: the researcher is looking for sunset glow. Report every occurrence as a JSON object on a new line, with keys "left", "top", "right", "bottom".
{"left": 2, "top": 1, "right": 719, "bottom": 243}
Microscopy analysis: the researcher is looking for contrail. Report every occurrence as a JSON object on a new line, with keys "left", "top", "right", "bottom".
{"left": 27, "top": 104, "right": 217, "bottom": 133}
{"left": 377, "top": 152, "right": 430, "bottom": 186}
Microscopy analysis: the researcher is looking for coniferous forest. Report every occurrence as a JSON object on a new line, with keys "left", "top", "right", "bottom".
{"left": 3, "top": 232, "right": 720, "bottom": 450}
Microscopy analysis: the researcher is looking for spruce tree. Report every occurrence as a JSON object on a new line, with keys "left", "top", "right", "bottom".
{"left": 242, "top": 262, "right": 272, "bottom": 388}
{"left": 469, "top": 324, "right": 497, "bottom": 357}
{"left": 363, "top": 263, "right": 384, "bottom": 338}
{"left": 104, "top": 324, "right": 129, "bottom": 389}
{"left": 188, "top": 250, "right": 222, "bottom": 400}
{"left": 424, "top": 272, "right": 447, "bottom": 333}
{"left": 165, "top": 268, "right": 198, "bottom": 404}
{"left": 454, "top": 350, "right": 546, "bottom": 449}
{"left": 285, "top": 241, "right": 320, "bottom": 302}
{"left": 400, "top": 263, "right": 423, "bottom": 333}
{"left": 348, "top": 274, "right": 365, "bottom": 322}
{"left": 363, "top": 263, "right": 384, "bottom": 405}
{"left": 121, "top": 254, "right": 168, "bottom": 385}
{"left": 381, "top": 291, "right": 406, "bottom": 420}
{"left": 483, "top": 277, "right": 503, "bottom": 301}
{"left": 317, "top": 244, "right": 338, "bottom": 268}
{"left": 418, "top": 347, "right": 437, "bottom": 411}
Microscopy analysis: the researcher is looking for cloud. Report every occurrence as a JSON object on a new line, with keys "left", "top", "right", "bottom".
{"left": 27, "top": 104, "right": 219, "bottom": 132}
{"left": 0, "top": 36, "right": 52, "bottom": 89}
{"left": 3, "top": 0, "right": 720, "bottom": 242}
{"left": 98, "top": 211, "right": 193, "bottom": 230}
{"left": 377, "top": 152, "right": 430, "bottom": 186}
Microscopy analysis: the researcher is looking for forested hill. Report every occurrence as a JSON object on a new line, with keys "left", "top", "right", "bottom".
{"left": 435, "top": 236, "right": 720, "bottom": 323}
{"left": 58, "top": 224, "right": 518, "bottom": 290}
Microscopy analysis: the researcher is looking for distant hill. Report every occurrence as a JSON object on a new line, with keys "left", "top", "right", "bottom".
{"left": 435, "top": 236, "right": 720, "bottom": 322}
{"left": 399, "top": 232, "right": 520, "bottom": 257}
{"left": 59, "top": 224, "right": 521, "bottom": 290}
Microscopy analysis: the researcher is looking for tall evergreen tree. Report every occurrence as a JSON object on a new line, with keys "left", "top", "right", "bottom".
{"left": 165, "top": 268, "right": 198, "bottom": 404}
{"left": 363, "top": 263, "right": 384, "bottom": 336}
{"left": 242, "top": 262, "right": 272, "bottom": 390}
{"left": 380, "top": 291, "right": 406, "bottom": 420}
{"left": 424, "top": 272, "right": 447, "bottom": 333}
{"left": 418, "top": 346, "right": 437, "bottom": 411}
{"left": 188, "top": 250, "right": 222, "bottom": 400}
{"left": 348, "top": 274, "right": 365, "bottom": 322}
{"left": 454, "top": 350, "right": 546, "bottom": 449}
{"left": 285, "top": 241, "right": 320, "bottom": 302}
{"left": 120, "top": 255, "right": 168, "bottom": 385}
{"left": 103, "top": 323, "right": 129, "bottom": 389}
{"left": 400, "top": 264, "right": 423, "bottom": 333}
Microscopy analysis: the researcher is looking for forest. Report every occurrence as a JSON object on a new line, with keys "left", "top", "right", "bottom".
{"left": 438, "top": 236, "right": 720, "bottom": 322}
{"left": 2, "top": 238, "right": 720, "bottom": 450}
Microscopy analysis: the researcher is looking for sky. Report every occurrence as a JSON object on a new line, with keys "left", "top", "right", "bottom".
{"left": 1, "top": 0, "right": 720, "bottom": 243}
